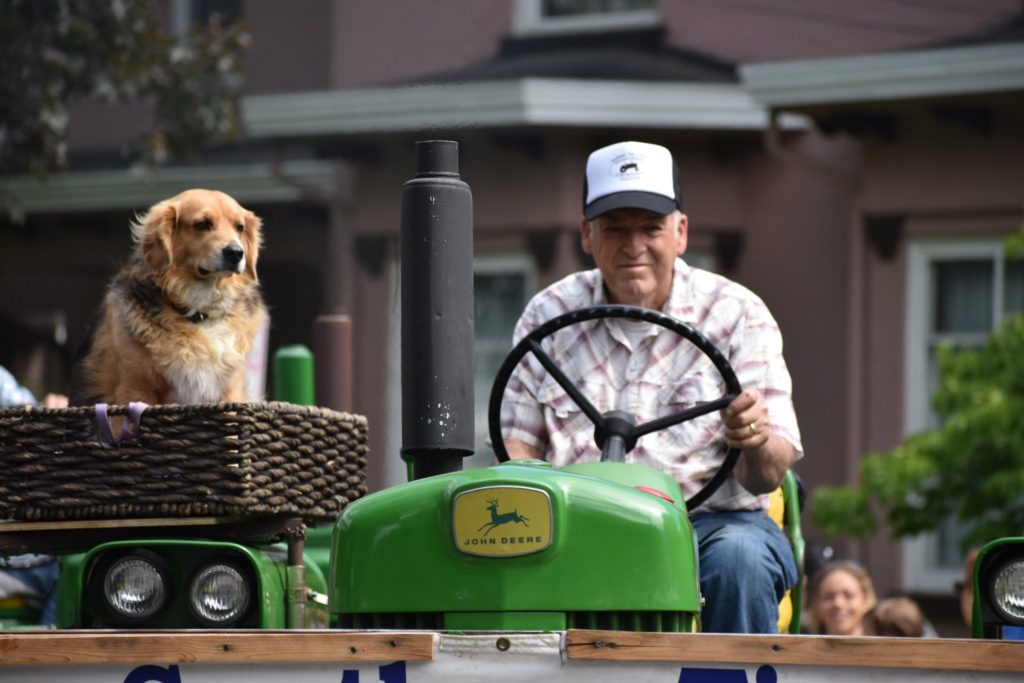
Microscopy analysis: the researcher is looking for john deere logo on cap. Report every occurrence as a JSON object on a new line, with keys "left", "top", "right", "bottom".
{"left": 453, "top": 486, "right": 552, "bottom": 557}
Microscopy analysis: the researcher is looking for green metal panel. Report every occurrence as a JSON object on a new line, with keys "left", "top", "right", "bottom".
{"left": 782, "top": 470, "right": 805, "bottom": 634}
{"left": 330, "top": 459, "right": 700, "bottom": 624}
{"left": 559, "top": 462, "right": 685, "bottom": 509}
{"left": 304, "top": 525, "right": 333, "bottom": 585}
{"left": 274, "top": 344, "right": 315, "bottom": 405}
{"left": 56, "top": 553, "right": 86, "bottom": 628}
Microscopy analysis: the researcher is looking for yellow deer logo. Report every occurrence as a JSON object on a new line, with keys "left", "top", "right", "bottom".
{"left": 478, "top": 498, "right": 529, "bottom": 536}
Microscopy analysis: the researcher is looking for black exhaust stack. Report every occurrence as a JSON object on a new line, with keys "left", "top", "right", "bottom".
{"left": 401, "top": 140, "right": 475, "bottom": 479}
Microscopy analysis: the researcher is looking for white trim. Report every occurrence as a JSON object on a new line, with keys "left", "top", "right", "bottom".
{"left": 385, "top": 253, "right": 406, "bottom": 489}
{"left": 243, "top": 78, "right": 808, "bottom": 138}
{"left": 903, "top": 238, "right": 1006, "bottom": 594}
{"left": 0, "top": 160, "right": 338, "bottom": 214}
{"left": 512, "top": 0, "right": 659, "bottom": 35}
{"left": 169, "top": 0, "right": 190, "bottom": 36}
{"left": 904, "top": 238, "right": 1006, "bottom": 433}
{"left": 740, "top": 42, "right": 1024, "bottom": 107}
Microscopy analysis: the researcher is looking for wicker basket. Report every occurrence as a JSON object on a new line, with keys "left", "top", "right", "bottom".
{"left": 0, "top": 402, "right": 368, "bottom": 523}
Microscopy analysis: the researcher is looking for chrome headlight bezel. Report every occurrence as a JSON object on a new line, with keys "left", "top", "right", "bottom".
{"left": 987, "top": 557, "right": 1024, "bottom": 626}
{"left": 186, "top": 561, "right": 253, "bottom": 627}
{"left": 101, "top": 551, "right": 170, "bottom": 622}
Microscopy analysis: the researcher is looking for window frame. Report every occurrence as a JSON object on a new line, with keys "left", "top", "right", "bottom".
{"left": 467, "top": 253, "right": 537, "bottom": 468}
{"left": 902, "top": 237, "right": 1009, "bottom": 593}
{"left": 512, "top": 0, "right": 660, "bottom": 36}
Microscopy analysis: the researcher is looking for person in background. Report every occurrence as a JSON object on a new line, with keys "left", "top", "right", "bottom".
{"left": 808, "top": 560, "right": 877, "bottom": 636}
{"left": 958, "top": 547, "right": 981, "bottom": 630}
{"left": 0, "top": 364, "right": 67, "bottom": 626}
{"left": 868, "top": 596, "right": 926, "bottom": 637}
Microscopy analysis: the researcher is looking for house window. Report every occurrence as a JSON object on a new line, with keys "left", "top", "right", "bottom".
{"left": 467, "top": 255, "right": 536, "bottom": 469}
{"left": 903, "top": 238, "right": 1024, "bottom": 592}
{"left": 513, "top": 0, "right": 659, "bottom": 35}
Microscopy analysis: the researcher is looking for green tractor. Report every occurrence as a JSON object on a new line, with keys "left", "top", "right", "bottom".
{"left": 331, "top": 304, "right": 805, "bottom": 633}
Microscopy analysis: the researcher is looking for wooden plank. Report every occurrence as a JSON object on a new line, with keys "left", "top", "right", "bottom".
{"left": 0, "top": 516, "right": 305, "bottom": 554}
{"left": 0, "top": 517, "right": 238, "bottom": 532}
{"left": 0, "top": 630, "right": 437, "bottom": 666}
{"left": 565, "top": 630, "right": 1024, "bottom": 672}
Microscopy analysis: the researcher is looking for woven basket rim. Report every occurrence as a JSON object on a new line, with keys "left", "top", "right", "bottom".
{"left": 0, "top": 401, "right": 367, "bottom": 423}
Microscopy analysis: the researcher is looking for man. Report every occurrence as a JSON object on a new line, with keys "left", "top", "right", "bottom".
{"left": 500, "top": 140, "right": 803, "bottom": 633}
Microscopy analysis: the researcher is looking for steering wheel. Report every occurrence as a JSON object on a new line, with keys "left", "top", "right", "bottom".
{"left": 488, "top": 304, "right": 742, "bottom": 511}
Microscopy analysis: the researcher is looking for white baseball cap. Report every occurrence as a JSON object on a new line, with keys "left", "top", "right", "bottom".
{"left": 582, "top": 141, "right": 681, "bottom": 220}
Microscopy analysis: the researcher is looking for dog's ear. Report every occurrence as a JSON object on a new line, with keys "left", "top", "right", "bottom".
{"left": 135, "top": 200, "right": 177, "bottom": 273}
{"left": 242, "top": 210, "right": 262, "bottom": 281}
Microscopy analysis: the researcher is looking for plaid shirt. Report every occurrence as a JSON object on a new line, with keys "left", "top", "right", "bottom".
{"left": 500, "top": 258, "right": 803, "bottom": 512}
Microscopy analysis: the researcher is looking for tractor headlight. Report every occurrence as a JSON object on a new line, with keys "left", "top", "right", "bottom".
{"left": 990, "top": 559, "right": 1024, "bottom": 624}
{"left": 188, "top": 563, "right": 251, "bottom": 626}
{"left": 103, "top": 554, "right": 168, "bottom": 620}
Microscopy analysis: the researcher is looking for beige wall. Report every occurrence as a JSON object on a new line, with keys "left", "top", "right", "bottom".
{"left": 329, "top": 1, "right": 509, "bottom": 88}
{"left": 661, "top": 0, "right": 1021, "bottom": 63}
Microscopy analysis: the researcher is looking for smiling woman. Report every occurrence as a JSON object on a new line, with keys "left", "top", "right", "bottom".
{"left": 808, "top": 560, "right": 878, "bottom": 636}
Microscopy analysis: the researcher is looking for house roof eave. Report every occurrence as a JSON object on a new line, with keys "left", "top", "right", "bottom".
{"left": 241, "top": 77, "right": 805, "bottom": 138}
{"left": 739, "top": 42, "right": 1024, "bottom": 110}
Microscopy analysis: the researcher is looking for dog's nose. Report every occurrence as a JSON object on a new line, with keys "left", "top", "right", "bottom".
{"left": 222, "top": 244, "right": 244, "bottom": 266}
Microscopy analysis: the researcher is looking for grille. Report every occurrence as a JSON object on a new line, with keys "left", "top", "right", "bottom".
{"left": 335, "top": 612, "right": 444, "bottom": 629}
{"left": 568, "top": 610, "right": 693, "bottom": 632}
{"left": 334, "top": 610, "right": 694, "bottom": 632}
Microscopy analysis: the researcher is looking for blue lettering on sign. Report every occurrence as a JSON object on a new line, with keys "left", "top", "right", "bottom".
{"left": 678, "top": 664, "right": 776, "bottom": 683}
{"left": 340, "top": 661, "right": 407, "bottom": 683}
{"left": 123, "top": 664, "right": 182, "bottom": 683}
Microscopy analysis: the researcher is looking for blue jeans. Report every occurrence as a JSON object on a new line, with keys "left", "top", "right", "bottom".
{"left": 2, "top": 556, "right": 59, "bottom": 626}
{"left": 690, "top": 510, "right": 798, "bottom": 634}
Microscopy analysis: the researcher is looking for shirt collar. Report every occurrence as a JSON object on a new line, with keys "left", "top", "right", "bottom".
{"left": 588, "top": 257, "right": 695, "bottom": 320}
{"left": 665, "top": 258, "right": 697, "bottom": 323}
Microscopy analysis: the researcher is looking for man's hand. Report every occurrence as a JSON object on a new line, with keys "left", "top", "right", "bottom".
{"left": 721, "top": 388, "right": 795, "bottom": 494}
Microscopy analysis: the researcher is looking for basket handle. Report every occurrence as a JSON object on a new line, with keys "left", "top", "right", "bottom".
{"left": 95, "top": 402, "right": 150, "bottom": 443}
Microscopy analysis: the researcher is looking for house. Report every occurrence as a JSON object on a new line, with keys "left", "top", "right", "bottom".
{"left": 742, "top": 19, "right": 1024, "bottom": 631}
{"left": 2, "top": 0, "right": 1020, "bottom": 634}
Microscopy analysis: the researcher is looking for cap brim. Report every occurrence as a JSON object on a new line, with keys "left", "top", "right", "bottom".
{"left": 584, "top": 191, "right": 678, "bottom": 221}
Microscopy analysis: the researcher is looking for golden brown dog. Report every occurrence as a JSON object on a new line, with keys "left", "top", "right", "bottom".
{"left": 74, "top": 189, "right": 267, "bottom": 406}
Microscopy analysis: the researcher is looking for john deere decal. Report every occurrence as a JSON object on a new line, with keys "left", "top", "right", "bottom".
{"left": 453, "top": 486, "right": 552, "bottom": 557}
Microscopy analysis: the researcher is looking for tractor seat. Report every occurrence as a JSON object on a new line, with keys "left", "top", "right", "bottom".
{"left": 767, "top": 470, "right": 805, "bottom": 634}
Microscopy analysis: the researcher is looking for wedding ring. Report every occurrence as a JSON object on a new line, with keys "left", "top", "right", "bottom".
{"left": 748, "top": 421, "right": 757, "bottom": 436}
